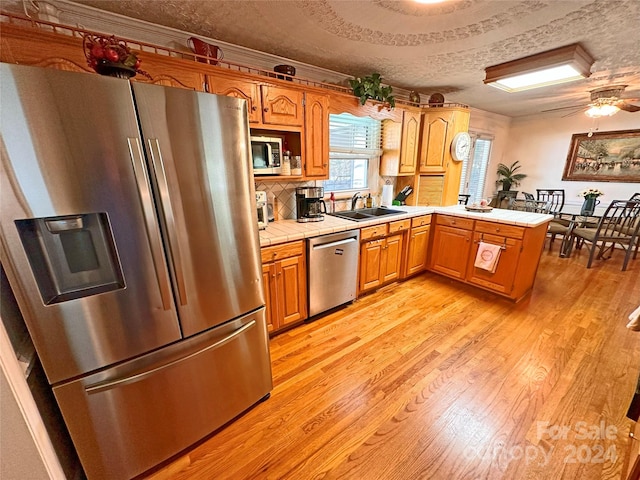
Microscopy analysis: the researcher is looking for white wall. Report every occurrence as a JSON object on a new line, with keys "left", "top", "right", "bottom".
{"left": 489, "top": 112, "right": 639, "bottom": 208}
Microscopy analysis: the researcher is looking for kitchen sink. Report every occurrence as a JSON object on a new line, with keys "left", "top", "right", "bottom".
{"left": 329, "top": 207, "right": 405, "bottom": 222}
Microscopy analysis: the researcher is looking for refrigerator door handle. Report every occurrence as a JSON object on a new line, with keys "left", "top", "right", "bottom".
{"left": 127, "top": 138, "right": 173, "bottom": 311}
{"left": 85, "top": 319, "right": 257, "bottom": 394}
{"left": 147, "top": 138, "right": 187, "bottom": 306}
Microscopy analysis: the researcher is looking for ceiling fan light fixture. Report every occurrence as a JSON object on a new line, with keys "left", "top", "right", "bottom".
{"left": 484, "top": 44, "right": 594, "bottom": 93}
{"left": 585, "top": 103, "right": 620, "bottom": 118}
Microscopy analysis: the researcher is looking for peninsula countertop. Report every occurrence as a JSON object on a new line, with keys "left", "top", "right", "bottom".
{"left": 258, "top": 205, "right": 552, "bottom": 247}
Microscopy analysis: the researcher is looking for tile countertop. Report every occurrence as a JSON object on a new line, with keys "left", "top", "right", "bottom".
{"left": 258, "top": 205, "right": 553, "bottom": 247}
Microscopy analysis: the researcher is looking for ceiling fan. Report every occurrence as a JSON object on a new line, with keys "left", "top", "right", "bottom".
{"left": 543, "top": 85, "right": 640, "bottom": 117}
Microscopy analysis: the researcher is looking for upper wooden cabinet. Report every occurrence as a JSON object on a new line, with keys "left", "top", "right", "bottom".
{"left": 304, "top": 92, "right": 329, "bottom": 178}
{"left": 207, "top": 74, "right": 304, "bottom": 127}
{"left": 261, "top": 85, "right": 304, "bottom": 127}
{"left": 380, "top": 109, "right": 420, "bottom": 176}
{"left": 419, "top": 112, "right": 449, "bottom": 174}
{"left": 205, "top": 75, "right": 261, "bottom": 122}
{"left": 418, "top": 108, "right": 470, "bottom": 174}
{"left": 0, "top": 23, "right": 205, "bottom": 91}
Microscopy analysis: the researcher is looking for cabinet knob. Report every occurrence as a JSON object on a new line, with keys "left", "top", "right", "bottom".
{"left": 263, "top": 107, "right": 269, "bottom": 112}
{"left": 496, "top": 228, "right": 501, "bottom": 232}
{"left": 251, "top": 106, "right": 258, "bottom": 111}
{"left": 451, "top": 220, "right": 456, "bottom": 225}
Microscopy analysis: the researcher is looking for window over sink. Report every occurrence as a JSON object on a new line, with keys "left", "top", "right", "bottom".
{"left": 323, "top": 113, "right": 382, "bottom": 193}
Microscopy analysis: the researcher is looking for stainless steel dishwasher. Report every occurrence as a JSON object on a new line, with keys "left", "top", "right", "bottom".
{"left": 307, "top": 230, "right": 360, "bottom": 317}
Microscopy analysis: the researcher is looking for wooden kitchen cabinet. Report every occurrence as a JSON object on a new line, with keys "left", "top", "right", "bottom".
{"left": 419, "top": 109, "right": 452, "bottom": 174}
{"left": 380, "top": 109, "right": 420, "bottom": 176}
{"left": 466, "top": 221, "right": 526, "bottom": 296}
{"left": 399, "top": 110, "right": 421, "bottom": 174}
{"left": 359, "top": 223, "right": 404, "bottom": 293}
{"left": 304, "top": 92, "right": 330, "bottom": 178}
{"left": 206, "top": 74, "right": 262, "bottom": 122}
{"left": 261, "top": 241, "right": 307, "bottom": 333}
{"left": 429, "top": 215, "right": 474, "bottom": 280}
{"left": 404, "top": 215, "right": 431, "bottom": 277}
{"left": 428, "top": 215, "right": 549, "bottom": 301}
{"left": 207, "top": 73, "right": 304, "bottom": 127}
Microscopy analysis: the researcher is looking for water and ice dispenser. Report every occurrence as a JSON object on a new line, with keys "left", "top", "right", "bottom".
{"left": 15, "top": 213, "right": 125, "bottom": 305}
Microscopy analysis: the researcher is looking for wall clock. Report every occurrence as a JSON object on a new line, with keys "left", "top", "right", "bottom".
{"left": 451, "top": 132, "right": 471, "bottom": 161}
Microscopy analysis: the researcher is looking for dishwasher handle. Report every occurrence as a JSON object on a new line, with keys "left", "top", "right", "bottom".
{"left": 312, "top": 237, "right": 357, "bottom": 251}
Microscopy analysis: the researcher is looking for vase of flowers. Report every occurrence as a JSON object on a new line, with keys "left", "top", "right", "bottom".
{"left": 578, "top": 188, "right": 604, "bottom": 215}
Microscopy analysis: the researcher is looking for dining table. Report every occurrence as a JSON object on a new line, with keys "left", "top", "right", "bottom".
{"left": 557, "top": 204, "right": 608, "bottom": 258}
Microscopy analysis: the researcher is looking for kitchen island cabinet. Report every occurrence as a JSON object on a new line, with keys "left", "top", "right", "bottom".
{"left": 428, "top": 212, "right": 550, "bottom": 301}
{"left": 429, "top": 215, "right": 474, "bottom": 280}
{"left": 261, "top": 240, "right": 307, "bottom": 333}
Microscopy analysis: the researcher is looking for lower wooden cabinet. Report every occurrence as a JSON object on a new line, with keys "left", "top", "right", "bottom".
{"left": 428, "top": 215, "right": 549, "bottom": 301}
{"left": 404, "top": 215, "right": 431, "bottom": 277}
{"left": 261, "top": 241, "right": 307, "bottom": 333}
{"left": 429, "top": 216, "right": 474, "bottom": 280}
{"left": 358, "top": 220, "right": 410, "bottom": 294}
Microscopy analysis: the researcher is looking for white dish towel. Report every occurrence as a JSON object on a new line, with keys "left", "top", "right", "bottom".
{"left": 627, "top": 305, "right": 640, "bottom": 331}
{"left": 474, "top": 241, "right": 502, "bottom": 273}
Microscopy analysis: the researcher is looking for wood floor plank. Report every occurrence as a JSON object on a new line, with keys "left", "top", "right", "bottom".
{"left": 139, "top": 250, "right": 640, "bottom": 480}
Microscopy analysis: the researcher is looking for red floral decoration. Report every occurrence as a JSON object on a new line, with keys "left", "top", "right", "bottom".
{"left": 83, "top": 33, "right": 150, "bottom": 79}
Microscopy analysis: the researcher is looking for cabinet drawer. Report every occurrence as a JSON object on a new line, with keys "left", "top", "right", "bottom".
{"left": 475, "top": 220, "right": 525, "bottom": 239}
{"left": 360, "top": 224, "right": 388, "bottom": 241}
{"left": 411, "top": 215, "right": 431, "bottom": 228}
{"left": 389, "top": 219, "right": 411, "bottom": 233}
{"left": 261, "top": 240, "right": 304, "bottom": 264}
{"left": 436, "top": 215, "right": 474, "bottom": 230}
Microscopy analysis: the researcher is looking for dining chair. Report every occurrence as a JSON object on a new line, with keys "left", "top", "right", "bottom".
{"left": 536, "top": 189, "right": 565, "bottom": 215}
{"left": 522, "top": 192, "right": 536, "bottom": 201}
{"left": 508, "top": 198, "right": 551, "bottom": 213}
{"left": 565, "top": 199, "right": 640, "bottom": 271}
{"left": 458, "top": 194, "right": 470, "bottom": 205}
{"left": 537, "top": 189, "right": 568, "bottom": 247}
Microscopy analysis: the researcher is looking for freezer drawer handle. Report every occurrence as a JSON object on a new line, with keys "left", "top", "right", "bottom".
{"left": 147, "top": 138, "right": 188, "bottom": 306}
{"left": 127, "top": 138, "right": 173, "bottom": 311}
{"left": 85, "top": 319, "right": 257, "bottom": 394}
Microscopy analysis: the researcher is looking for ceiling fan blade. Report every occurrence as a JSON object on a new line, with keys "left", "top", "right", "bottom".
{"left": 541, "top": 104, "right": 587, "bottom": 113}
{"left": 619, "top": 102, "right": 640, "bottom": 112}
{"left": 561, "top": 109, "right": 585, "bottom": 118}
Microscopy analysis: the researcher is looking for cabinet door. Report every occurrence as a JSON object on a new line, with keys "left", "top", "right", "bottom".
{"left": 399, "top": 110, "right": 420, "bottom": 174}
{"left": 304, "top": 92, "right": 329, "bottom": 178}
{"left": 134, "top": 56, "right": 205, "bottom": 91}
{"left": 381, "top": 234, "right": 403, "bottom": 283}
{"left": 262, "top": 263, "right": 277, "bottom": 333}
{"left": 405, "top": 225, "right": 430, "bottom": 277}
{"left": 261, "top": 85, "right": 304, "bottom": 126}
{"left": 360, "top": 239, "right": 384, "bottom": 292}
{"left": 207, "top": 75, "right": 261, "bottom": 123}
{"left": 429, "top": 225, "right": 472, "bottom": 279}
{"left": 278, "top": 255, "right": 307, "bottom": 326}
{"left": 466, "top": 232, "right": 522, "bottom": 294}
{"left": 419, "top": 113, "right": 450, "bottom": 173}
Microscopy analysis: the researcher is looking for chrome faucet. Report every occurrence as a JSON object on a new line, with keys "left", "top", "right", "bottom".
{"left": 351, "top": 192, "right": 361, "bottom": 211}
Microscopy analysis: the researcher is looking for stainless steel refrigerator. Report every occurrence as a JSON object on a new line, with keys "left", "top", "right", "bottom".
{"left": 0, "top": 64, "right": 272, "bottom": 479}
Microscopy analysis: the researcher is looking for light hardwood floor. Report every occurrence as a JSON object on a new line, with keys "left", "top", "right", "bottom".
{"left": 144, "top": 245, "right": 640, "bottom": 480}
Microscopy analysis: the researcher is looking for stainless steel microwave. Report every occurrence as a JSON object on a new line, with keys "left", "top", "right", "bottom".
{"left": 251, "top": 136, "right": 282, "bottom": 175}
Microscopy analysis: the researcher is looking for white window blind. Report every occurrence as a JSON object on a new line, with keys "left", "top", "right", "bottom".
{"left": 324, "top": 113, "right": 382, "bottom": 192}
{"left": 459, "top": 135, "right": 493, "bottom": 203}
{"left": 329, "top": 113, "right": 382, "bottom": 155}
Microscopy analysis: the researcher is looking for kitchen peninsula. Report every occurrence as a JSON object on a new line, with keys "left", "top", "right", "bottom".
{"left": 260, "top": 206, "right": 552, "bottom": 334}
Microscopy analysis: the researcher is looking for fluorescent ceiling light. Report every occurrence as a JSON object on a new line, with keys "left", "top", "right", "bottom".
{"left": 484, "top": 44, "right": 594, "bottom": 93}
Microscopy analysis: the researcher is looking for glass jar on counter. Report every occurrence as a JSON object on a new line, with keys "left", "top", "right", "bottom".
{"left": 291, "top": 155, "right": 302, "bottom": 176}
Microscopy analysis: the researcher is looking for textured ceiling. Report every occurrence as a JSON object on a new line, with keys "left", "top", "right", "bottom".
{"left": 68, "top": 0, "right": 640, "bottom": 117}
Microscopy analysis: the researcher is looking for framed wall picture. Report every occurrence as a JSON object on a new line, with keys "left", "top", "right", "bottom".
{"left": 562, "top": 129, "right": 640, "bottom": 182}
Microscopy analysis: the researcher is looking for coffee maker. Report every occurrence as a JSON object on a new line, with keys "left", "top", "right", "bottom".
{"left": 295, "top": 187, "right": 326, "bottom": 223}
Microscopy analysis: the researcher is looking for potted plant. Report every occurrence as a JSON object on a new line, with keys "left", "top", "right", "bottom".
{"left": 496, "top": 161, "right": 527, "bottom": 191}
{"left": 349, "top": 73, "right": 395, "bottom": 108}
